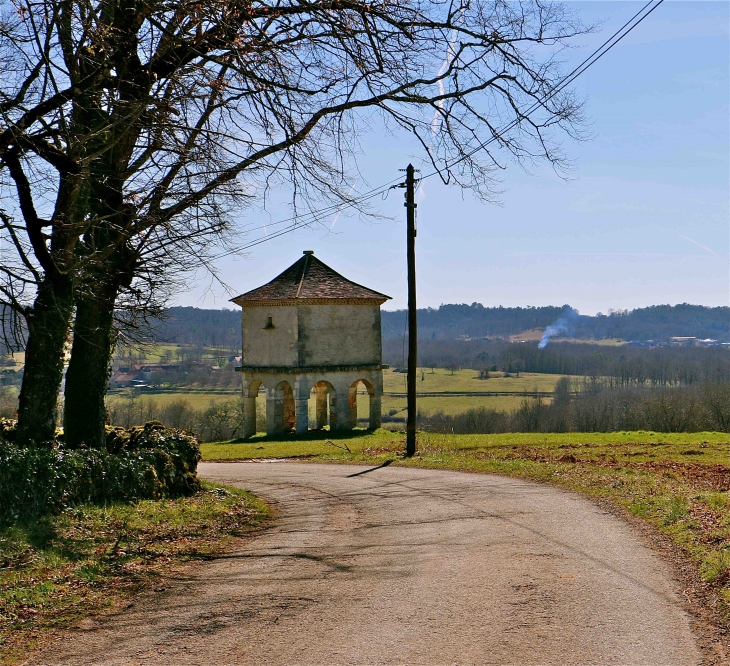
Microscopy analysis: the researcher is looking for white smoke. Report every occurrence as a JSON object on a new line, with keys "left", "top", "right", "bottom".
{"left": 538, "top": 308, "right": 579, "bottom": 349}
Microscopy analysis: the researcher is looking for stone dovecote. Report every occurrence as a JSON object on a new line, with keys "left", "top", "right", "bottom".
{"left": 231, "top": 251, "right": 391, "bottom": 436}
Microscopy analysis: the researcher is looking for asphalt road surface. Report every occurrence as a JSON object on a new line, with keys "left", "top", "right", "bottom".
{"left": 32, "top": 462, "right": 701, "bottom": 665}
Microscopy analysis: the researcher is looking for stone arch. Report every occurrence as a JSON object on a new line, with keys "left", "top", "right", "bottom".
{"left": 348, "top": 378, "right": 375, "bottom": 429}
{"left": 347, "top": 377, "right": 381, "bottom": 430}
{"left": 246, "top": 379, "right": 263, "bottom": 397}
{"left": 272, "top": 380, "right": 296, "bottom": 434}
{"left": 311, "top": 380, "right": 337, "bottom": 430}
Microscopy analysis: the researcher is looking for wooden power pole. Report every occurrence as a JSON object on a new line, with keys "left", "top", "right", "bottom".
{"left": 405, "top": 164, "right": 417, "bottom": 457}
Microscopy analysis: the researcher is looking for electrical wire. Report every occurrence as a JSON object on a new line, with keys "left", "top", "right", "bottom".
{"left": 420, "top": 0, "right": 664, "bottom": 180}
{"left": 214, "top": 0, "right": 664, "bottom": 257}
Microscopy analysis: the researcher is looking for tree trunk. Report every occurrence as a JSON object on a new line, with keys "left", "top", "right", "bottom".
{"left": 63, "top": 286, "right": 118, "bottom": 449}
{"left": 16, "top": 279, "right": 74, "bottom": 447}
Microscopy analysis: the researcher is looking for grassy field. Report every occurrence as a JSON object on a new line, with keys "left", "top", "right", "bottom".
{"left": 383, "top": 368, "right": 563, "bottom": 394}
{"left": 202, "top": 430, "right": 730, "bottom": 629}
{"left": 114, "top": 344, "right": 235, "bottom": 365}
{"left": 102, "top": 365, "right": 567, "bottom": 420}
{"left": 106, "top": 391, "right": 237, "bottom": 410}
{"left": 0, "top": 483, "right": 270, "bottom": 664}
{"left": 105, "top": 387, "right": 537, "bottom": 421}
{"left": 382, "top": 394, "right": 538, "bottom": 417}
{"left": 558, "top": 337, "right": 627, "bottom": 346}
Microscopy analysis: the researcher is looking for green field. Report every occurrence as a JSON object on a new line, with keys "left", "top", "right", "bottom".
{"left": 114, "top": 344, "right": 235, "bottom": 364}
{"left": 382, "top": 393, "right": 539, "bottom": 416}
{"left": 106, "top": 391, "right": 237, "bottom": 410}
{"left": 201, "top": 430, "right": 730, "bottom": 627}
{"left": 105, "top": 388, "right": 539, "bottom": 420}
{"left": 558, "top": 337, "right": 626, "bottom": 346}
{"left": 201, "top": 429, "right": 728, "bottom": 461}
{"left": 383, "top": 368, "right": 564, "bottom": 394}
{"left": 105, "top": 368, "right": 564, "bottom": 419}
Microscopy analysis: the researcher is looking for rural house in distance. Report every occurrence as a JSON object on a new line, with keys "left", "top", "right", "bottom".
{"left": 232, "top": 251, "right": 391, "bottom": 437}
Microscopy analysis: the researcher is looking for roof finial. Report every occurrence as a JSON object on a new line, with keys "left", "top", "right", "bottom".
{"left": 303, "top": 250, "right": 314, "bottom": 255}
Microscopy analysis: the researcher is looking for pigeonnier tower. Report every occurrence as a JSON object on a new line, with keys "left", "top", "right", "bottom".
{"left": 232, "top": 251, "right": 391, "bottom": 437}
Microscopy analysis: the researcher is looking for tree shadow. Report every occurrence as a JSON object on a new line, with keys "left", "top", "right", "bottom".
{"left": 225, "top": 428, "right": 381, "bottom": 445}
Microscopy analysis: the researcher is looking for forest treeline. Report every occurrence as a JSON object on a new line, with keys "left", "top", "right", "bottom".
{"left": 3, "top": 302, "right": 726, "bottom": 356}
{"left": 146, "top": 307, "right": 242, "bottom": 350}
{"left": 420, "top": 379, "right": 730, "bottom": 434}
{"left": 145, "top": 303, "right": 729, "bottom": 349}
{"left": 383, "top": 339, "right": 730, "bottom": 386}
{"left": 381, "top": 303, "right": 729, "bottom": 341}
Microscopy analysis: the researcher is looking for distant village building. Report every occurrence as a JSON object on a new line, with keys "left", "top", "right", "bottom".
{"left": 231, "top": 251, "right": 391, "bottom": 437}
{"left": 670, "top": 336, "right": 697, "bottom": 347}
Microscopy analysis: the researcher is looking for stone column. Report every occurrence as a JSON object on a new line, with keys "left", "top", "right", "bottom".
{"left": 332, "top": 388, "right": 352, "bottom": 432}
{"left": 293, "top": 378, "right": 309, "bottom": 435}
{"left": 266, "top": 389, "right": 278, "bottom": 436}
{"left": 315, "top": 386, "right": 328, "bottom": 429}
{"left": 242, "top": 396, "right": 257, "bottom": 438}
{"left": 347, "top": 385, "right": 358, "bottom": 429}
{"left": 369, "top": 394, "right": 382, "bottom": 430}
{"left": 295, "top": 398, "right": 309, "bottom": 434}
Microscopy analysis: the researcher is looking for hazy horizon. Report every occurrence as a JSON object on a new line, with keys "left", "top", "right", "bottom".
{"left": 167, "top": 301, "right": 727, "bottom": 316}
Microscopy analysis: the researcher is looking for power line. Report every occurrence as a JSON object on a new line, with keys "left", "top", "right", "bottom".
{"left": 210, "top": 175, "right": 404, "bottom": 259}
{"left": 214, "top": 0, "right": 664, "bottom": 257}
{"left": 419, "top": 0, "right": 664, "bottom": 180}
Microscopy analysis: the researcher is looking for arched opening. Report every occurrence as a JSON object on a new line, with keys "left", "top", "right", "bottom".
{"left": 310, "top": 380, "right": 336, "bottom": 430}
{"left": 348, "top": 379, "right": 375, "bottom": 429}
{"left": 243, "top": 379, "right": 266, "bottom": 438}
{"left": 273, "top": 380, "right": 295, "bottom": 434}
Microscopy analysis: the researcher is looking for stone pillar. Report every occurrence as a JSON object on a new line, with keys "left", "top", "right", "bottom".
{"left": 242, "top": 396, "right": 257, "bottom": 438}
{"left": 294, "top": 378, "right": 309, "bottom": 434}
{"left": 347, "top": 385, "right": 358, "bottom": 429}
{"left": 332, "top": 388, "right": 351, "bottom": 431}
{"left": 315, "top": 386, "right": 328, "bottom": 429}
{"left": 266, "top": 389, "right": 278, "bottom": 436}
{"left": 369, "top": 394, "right": 381, "bottom": 430}
{"left": 295, "top": 399, "right": 309, "bottom": 434}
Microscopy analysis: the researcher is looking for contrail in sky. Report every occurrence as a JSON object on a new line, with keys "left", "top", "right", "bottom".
{"left": 331, "top": 184, "right": 357, "bottom": 229}
{"left": 431, "top": 30, "right": 457, "bottom": 135}
{"left": 680, "top": 235, "right": 717, "bottom": 255}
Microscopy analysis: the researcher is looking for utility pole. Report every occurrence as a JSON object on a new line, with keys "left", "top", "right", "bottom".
{"left": 404, "top": 164, "right": 417, "bottom": 457}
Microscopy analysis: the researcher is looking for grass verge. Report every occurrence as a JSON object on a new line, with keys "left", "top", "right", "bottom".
{"left": 0, "top": 481, "right": 270, "bottom": 665}
{"left": 202, "top": 430, "right": 730, "bottom": 633}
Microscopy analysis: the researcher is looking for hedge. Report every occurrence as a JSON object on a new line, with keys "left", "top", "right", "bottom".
{"left": 0, "top": 421, "right": 201, "bottom": 525}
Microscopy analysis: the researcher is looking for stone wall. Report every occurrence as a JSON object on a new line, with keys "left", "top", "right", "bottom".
{"left": 242, "top": 305, "right": 299, "bottom": 367}
{"left": 242, "top": 304, "right": 382, "bottom": 368}
{"left": 297, "top": 304, "right": 381, "bottom": 366}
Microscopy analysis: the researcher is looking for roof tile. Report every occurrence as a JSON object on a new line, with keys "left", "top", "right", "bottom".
{"left": 231, "top": 252, "right": 391, "bottom": 304}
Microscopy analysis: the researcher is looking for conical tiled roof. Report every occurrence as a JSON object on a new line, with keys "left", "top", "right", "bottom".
{"left": 231, "top": 251, "right": 391, "bottom": 306}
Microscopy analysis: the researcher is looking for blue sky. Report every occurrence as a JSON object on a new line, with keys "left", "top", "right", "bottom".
{"left": 178, "top": 1, "right": 729, "bottom": 315}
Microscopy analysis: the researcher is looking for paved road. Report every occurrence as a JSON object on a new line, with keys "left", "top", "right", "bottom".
{"left": 33, "top": 463, "right": 701, "bottom": 665}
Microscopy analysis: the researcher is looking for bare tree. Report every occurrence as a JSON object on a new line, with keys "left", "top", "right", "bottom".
{"left": 1, "top": 0, "right": 588, "bottom": 446}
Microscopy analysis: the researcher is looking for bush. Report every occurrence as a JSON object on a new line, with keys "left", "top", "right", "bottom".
{"left": 419, "top": 381, "right": 730, "bottom": 434}
{"left": 105, "top": 395, "right": 248, "bottom": 442}
{"left": 0, "top": 421, "right": 201, "bottom": 525}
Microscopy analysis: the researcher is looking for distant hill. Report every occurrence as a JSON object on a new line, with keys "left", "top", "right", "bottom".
{"left": 148, "top": 307, "right": 241, "bottom": 349}
{"left": 381, "top": 304, "right": 567, "bottom": 340}
{"left": 571, "top": 304, "right": 730, "bottom": 343}
{"left": 3, "top": 303, "right": 727, "bottom": 355}
{"left": 382, "top": 303, "right": 729, "bottom": 342}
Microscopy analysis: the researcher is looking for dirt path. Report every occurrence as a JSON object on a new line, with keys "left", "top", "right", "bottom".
{"left": 32, "top": 463, "right": 701, "bottom": 665}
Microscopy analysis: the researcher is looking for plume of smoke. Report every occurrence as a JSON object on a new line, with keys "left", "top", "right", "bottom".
{"left": 538, "top": 308, "right": 579, "bottom": 349}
